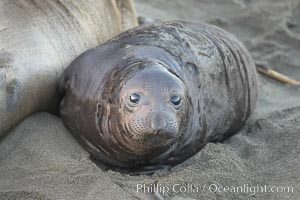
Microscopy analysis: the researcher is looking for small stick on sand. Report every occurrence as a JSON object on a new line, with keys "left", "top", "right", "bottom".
{"left": 256, "top": 64, "right": 300, "bottom": 86}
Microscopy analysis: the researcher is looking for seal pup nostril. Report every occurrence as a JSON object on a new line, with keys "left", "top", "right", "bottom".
{"left": 151, "top": 114, "right": 166, "bottom": 132}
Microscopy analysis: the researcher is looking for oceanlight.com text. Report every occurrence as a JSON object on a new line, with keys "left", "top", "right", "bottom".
{"left": 136, "top": 183, "right": 294, "bottom": 196}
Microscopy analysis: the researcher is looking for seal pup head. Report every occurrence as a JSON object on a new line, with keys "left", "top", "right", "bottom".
{"left": 110, "top": 62, "right": 188, "bottom": 158}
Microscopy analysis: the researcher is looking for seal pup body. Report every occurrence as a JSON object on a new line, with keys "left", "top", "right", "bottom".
{"left": 59, "top": 21, "right": 258, "bottom": 171}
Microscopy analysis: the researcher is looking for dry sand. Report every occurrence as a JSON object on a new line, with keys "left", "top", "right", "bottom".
{"left": 1, "top": 0, "right": 300, "bottom": 199}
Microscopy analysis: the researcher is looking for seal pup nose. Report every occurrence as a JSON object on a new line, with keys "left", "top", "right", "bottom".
{"left": 151, "top": 114, "right": 166, "bottom": 132}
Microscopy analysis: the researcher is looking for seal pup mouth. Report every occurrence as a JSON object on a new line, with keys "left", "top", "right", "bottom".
{"left": 144, "top": 130, "right": 175, "bottom": 142}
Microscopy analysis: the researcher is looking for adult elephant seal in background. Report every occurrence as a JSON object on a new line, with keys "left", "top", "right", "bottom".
{"left": 0, "top": 0, "right": 137, "bottom": 138}
{"left": 60, "top": 21, "right": 258, "bottom": 172}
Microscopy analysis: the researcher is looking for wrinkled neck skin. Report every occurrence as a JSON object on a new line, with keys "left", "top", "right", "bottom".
{"left": 102, "top": 63, "right": 190, "bottom": 168}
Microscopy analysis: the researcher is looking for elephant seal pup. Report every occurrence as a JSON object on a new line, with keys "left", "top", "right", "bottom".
{"left": 59, "top": 21, "right": 258, "bottom": 172}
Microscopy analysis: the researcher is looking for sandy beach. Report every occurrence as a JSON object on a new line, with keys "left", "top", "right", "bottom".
{"left": 0, "top": 0, "right": 300, "bottom": 199}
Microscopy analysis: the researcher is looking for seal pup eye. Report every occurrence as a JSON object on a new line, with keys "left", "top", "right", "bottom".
{"left": 171, "top": 95, "right": 181, "bottom": 106}
{"left": 129, "top": 93, "right": 141, "bottom": 104}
